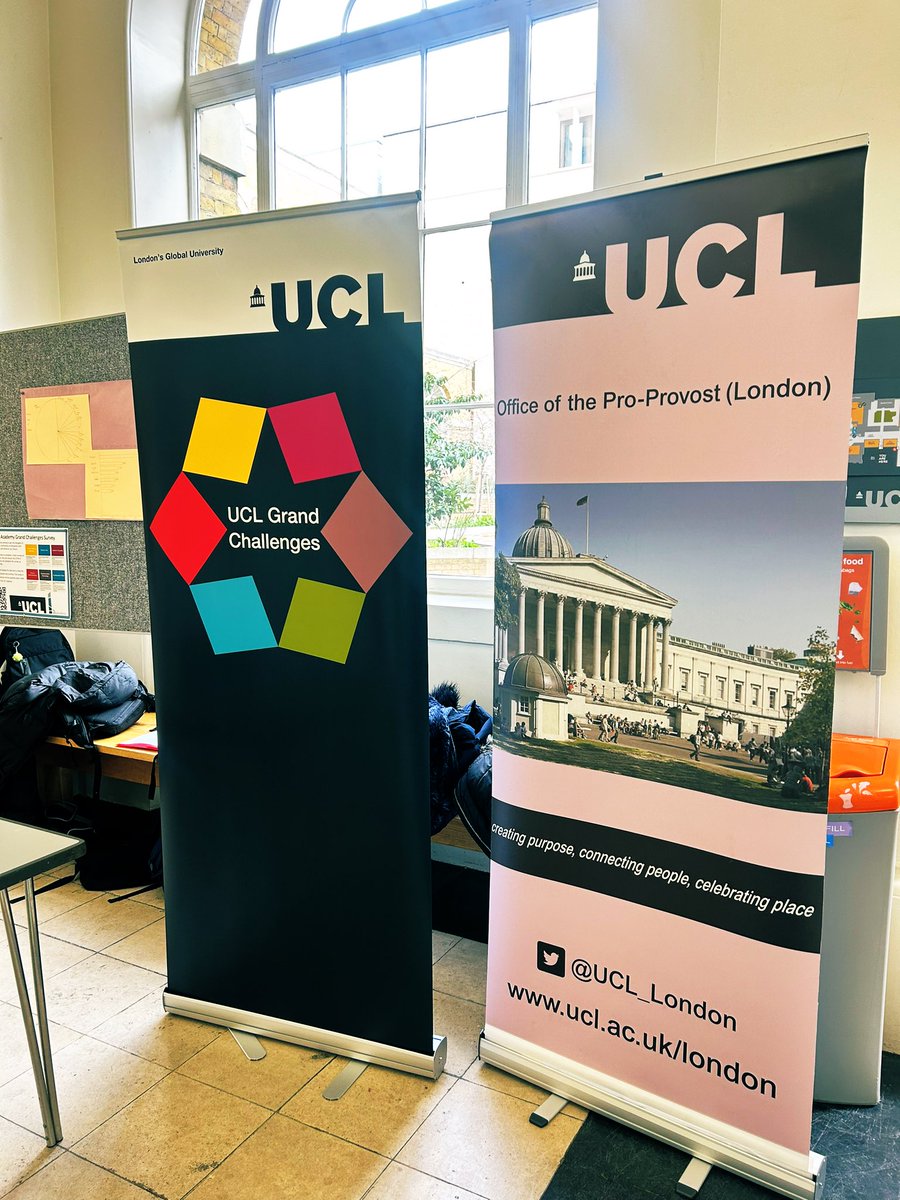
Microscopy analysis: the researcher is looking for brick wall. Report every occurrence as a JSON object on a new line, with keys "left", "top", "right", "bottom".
{"left": 199, "top": 157, "right": 240, "bottom": 217}
{"left": 197, "top": 0, "right": 255, "bottom": 72}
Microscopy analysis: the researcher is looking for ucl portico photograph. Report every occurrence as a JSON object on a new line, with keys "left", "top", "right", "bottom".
{"left": 494, "top": 481, "right": 846, "bottom": 810}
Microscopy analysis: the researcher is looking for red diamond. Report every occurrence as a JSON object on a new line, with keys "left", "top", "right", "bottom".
{"left": 322, "top": 474, "right": 412, "bottom": 592}
{"left": 150, "top": 474, "right": 225, "bottom": 583}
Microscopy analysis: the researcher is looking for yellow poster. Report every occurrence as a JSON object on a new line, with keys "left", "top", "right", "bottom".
{"left": 24, "top": 394, "right": 92, "bottom": 464}
{"left": 84, "top": 451, "right": 143, "bottom": 520}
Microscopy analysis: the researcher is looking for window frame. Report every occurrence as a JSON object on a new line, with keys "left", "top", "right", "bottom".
{"left": 187, "top": 0, "right": 600, "bottom": 581}
{"left": 187, "top": 0, "right": 601, "bottom": 222}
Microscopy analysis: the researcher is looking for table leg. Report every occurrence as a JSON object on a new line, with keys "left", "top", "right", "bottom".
{"left": 25, "top": 879, "right": 63, "bottom": 1144}
{"left": 0, "top": 887, "right": 59, "bottom": 1147}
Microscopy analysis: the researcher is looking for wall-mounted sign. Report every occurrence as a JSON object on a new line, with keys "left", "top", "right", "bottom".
{"left": 846, "top": 317, "right": 900, "bottom": 523}
{"left": 836, "top": 537, "right": 889, "bottom": 674}
{"left": 0, "top": 528, "right": 71, "bottom": 621}
{"left": 836, "top": 551, "right": 873, "bottom": 670}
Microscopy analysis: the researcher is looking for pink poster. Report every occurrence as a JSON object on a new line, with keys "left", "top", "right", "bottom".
{"left": 486, "top": 144, "right": 866, "bottom": 1173}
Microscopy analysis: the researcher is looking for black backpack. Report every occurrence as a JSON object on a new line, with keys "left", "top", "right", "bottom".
{"left": 51, "top": 660, "right": 155, "bottom": 748}
{"left": 0, "top": 626, "right": 74, "bottom": 699}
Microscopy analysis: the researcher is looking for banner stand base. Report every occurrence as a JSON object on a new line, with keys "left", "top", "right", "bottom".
{"left": 479, "top": 1033, "right": 825, "bottom": 1200}
{"left": 164, "top": 991, "right": 447, "bottom": 1080}
{"left": 677, "top": 1157, "right": 713, "bottom": 1197}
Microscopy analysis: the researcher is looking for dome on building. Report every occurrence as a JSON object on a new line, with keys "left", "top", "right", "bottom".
{"left": 503, "top": 653, "right": 567, "bottom": 696}
{"left": 511, "top": 498, "right": 575, "bottom": 558}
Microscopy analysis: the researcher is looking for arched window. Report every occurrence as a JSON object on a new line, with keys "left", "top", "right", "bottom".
{"left": 188, "top": 0, "right": 600, "bottom": 576}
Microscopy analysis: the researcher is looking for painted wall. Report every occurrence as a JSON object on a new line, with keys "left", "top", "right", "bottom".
{"left": 48, "top": 0, "right": 131, "bottom": 321}
{"left": 716, "top": 0, "right": 900, "bottom": 322}
{"left": 0, "top": 0, "right": 60, "bottom": 329}
{"left": 595, "top": 0, "right": 721, "bottom": 187}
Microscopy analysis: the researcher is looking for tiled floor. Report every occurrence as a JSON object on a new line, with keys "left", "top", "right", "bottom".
{"left": 3, "top": 871, "right": 896, "bottom": 1199}
{"left": 0, "top": 871, "right": 585, "bottom": 1199}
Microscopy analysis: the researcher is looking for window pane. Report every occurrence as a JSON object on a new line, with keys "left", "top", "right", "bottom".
{"left": 196, "top": 0, "right": 262, "bottom": 72}
{"left": 424, "top": 226, "right": 495, "bottom": 577}
{"left": 273, "top": 0, "right": 347, "bottom": 51}
{"left": 274, "top": 76, "right": 342, "bottom": 208}
{"left": 347, "top": 56, "right": 421, "bottom": 200}
{"left": 346, "top": 0, "right": 422, "bottom": 33}
{"left": 238, "top": 0, "right": 263, "bottom": 62}
{"left": 425, "top": 33, "right": 508, "bottom": 226}
{"left": 198, "top": 98, "right": 258, "bottom": 217}
{"left": 528, "top": 8, "right": 597, "bottom": 203}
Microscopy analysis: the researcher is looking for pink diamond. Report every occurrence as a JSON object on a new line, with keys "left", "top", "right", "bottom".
{"left": 268, "top": 393, "right": 361, "bottom": 483}
{"left": 322, "top": 474, "right": 412, "bottom": 592}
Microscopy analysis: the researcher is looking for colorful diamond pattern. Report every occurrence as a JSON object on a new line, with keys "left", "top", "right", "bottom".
{"left": 190, "top": 577, "right": 277, "bottom": 655}
{"left": 279, "top": 579, "right": 365, "bottom": 664}
{"left": 152, "top": 393, "right": 408, "bottom": 662}
{"left": 149, "top": 474, "right": 226, "bottom": 584}
{"left": 268, "top": 393, "right": 361, "bottom": 483}
{"left": 322, "top": 473, "right": 411, "bottom": 592}
{"left": 183, "top": 397, "right": 267, "bottom": 483}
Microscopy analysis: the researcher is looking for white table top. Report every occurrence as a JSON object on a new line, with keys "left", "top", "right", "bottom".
{"left": 0, "top": 819, "right": 85, "bottom": 891}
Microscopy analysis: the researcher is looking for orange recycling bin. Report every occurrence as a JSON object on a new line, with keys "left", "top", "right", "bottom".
{"left": 815, "top": 734, "right": 899, "bottom": 1104}
{"left": 828, "top": 734, "right": 900, "bottom": 814}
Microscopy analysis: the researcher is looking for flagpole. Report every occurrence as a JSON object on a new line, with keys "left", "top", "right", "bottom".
{"left": 576, "top": 494, "right": 590, "bottom": 554}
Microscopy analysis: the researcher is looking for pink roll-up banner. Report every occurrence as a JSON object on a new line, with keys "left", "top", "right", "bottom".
{"left": 484, "top": 140, "right": 867, "bottom": 1197}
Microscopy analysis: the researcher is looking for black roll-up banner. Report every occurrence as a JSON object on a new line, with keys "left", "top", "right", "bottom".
{"left": 118, "top": 198, "right": 433, "bottom": 1058}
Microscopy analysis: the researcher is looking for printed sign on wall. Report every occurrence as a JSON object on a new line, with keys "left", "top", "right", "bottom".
{"left": 0, "top": 528, "right": 70, "bottom": 619}
{"left": 487, "top": 142, "right": 866, "bottom": 1181}
{"left": 836, "top": 551, "right": 874, "bottom": 671}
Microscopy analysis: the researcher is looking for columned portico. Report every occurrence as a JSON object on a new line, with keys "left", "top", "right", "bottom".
{"left": 628, "top": 612, "right": 638, "bottom": 683}
{"left": 610, "top": 607, "right": 621, "bottom": 684}
{"left": 644, "top": 617, "right": 655, "bottom": 690}
{"left": 501, "top": 499, "right": 678, "bottom": 694}
{"left": 555, "top": 594, "right": 565, "bottom": 666}
{"left": 592, "top": 603, "right": 603, "bottom": 680}
{"left": 506, "top": 587, "right": 678, "bottom": 694}
{"left": 573, "top": 599, "right": 584, "bottom": 674}
{"left": 661, "top": 619, "right": 671, "bottom": 694}
{"left": 499, "top": 501, "right": 799, "bottom": 731}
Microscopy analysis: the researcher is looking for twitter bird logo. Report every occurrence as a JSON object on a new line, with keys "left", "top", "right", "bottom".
{"left": 537, "top": 941, "right": 566, "bottom": 977}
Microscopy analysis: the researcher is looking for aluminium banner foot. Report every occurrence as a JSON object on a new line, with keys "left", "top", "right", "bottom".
{"left": 324, "top": 1060, "right": 369, "bottom": 1100}
{"left": 677, "top": 1158, "right": 713, "bottom": 1197}
{"left": 530, "top": 1093, "right": 568, "bottom": 1127}
{"left": 229, "top": 1029, "right": 266, "bottom": 1061}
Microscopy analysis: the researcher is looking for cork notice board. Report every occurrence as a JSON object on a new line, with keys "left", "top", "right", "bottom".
{"left": 0, "top": 313, "right": 150, "bottom": 631}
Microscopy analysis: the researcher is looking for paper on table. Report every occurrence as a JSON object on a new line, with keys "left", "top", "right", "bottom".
{"left": 117, "top": 729, "right": 158, "bottom": 751}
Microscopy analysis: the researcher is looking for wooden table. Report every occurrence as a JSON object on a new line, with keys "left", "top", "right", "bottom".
{"left": 0, "top": 818, "right": 85, "bottom": 1146}
{"left": 39, "top": 711, "right": 158, "bottom": 788}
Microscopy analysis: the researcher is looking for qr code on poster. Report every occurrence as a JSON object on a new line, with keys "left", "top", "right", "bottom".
{"left": 0, "top": 587, "right": 7, "bottom": 611}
